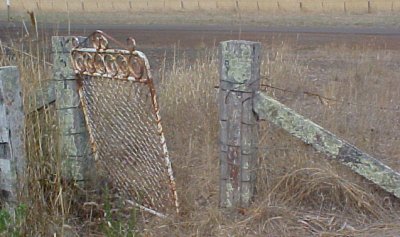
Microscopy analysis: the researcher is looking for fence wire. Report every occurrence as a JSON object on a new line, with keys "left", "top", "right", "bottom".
{"left": 71, "top": 31, "right": 178, "bottom": 217}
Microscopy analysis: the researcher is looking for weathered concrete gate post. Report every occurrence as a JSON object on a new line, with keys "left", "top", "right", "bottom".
{"left": 219, "top": 40, "right": 261, "bottom": 208}
{"left": 0, "top": 67, "right": 26, "bottom": 212}
{"left": 52, "top": 36, "right": 92, "bottom": 182}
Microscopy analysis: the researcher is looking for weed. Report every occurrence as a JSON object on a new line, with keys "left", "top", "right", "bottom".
{"left": 96, "top": 187, "right": 138, "bottom": 237}
{"left": 0, "top": 204, "right": 27, "bottom": 237}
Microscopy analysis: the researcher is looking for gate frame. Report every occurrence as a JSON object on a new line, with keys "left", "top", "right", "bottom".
{"left": 62, "top": 31, "right": 179, "bottom": 216}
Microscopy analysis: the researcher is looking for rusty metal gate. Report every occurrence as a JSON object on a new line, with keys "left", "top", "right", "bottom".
{"left": 70, "top": 31, "right": 178, "bottom": 217}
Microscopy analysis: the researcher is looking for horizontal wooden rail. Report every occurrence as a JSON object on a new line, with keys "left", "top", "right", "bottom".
{"left": 254, "top": 91, "right": 400, "bottom": 199}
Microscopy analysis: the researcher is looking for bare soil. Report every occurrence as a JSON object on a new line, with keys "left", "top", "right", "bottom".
{"left": 3, "top": 20, "right": 397, "bottom": 71}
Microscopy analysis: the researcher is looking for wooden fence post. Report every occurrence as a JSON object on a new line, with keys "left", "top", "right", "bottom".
{"left": 6, "top": 0, "right": 10, "bottom": 21}
{"left": 368, "top": 0, "right": 371, "bottom": 13}
{"left": 0, "top": 66, "right": 26, "bottom": 212}
{"left": 219, "top": 40, "right": 261, "bottom": 208}
{"left": 51, "top": 36, "right": 93, "bottom": 183}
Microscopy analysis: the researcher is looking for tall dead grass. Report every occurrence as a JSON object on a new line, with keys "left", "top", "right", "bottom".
{"left": 143, "top": 40, "right": 400, "bottom": 236}
{"left": 1, "top": 38, "right": 60, "bottom": 234}
{"left": 0, "top": 36, "right": 94, "bottom": 236}
{"left": 1, "top": 32, "right": 400, "bottom": 236}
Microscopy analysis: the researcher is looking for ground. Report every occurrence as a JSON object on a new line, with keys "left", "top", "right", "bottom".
{"left": 1, "top": 6, "right": 400, "bottom": 236}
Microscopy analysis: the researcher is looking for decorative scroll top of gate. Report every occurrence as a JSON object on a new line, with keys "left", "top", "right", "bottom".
{"left": 70, "top": 30, "right": 151, "bottom": 82}
{"left": 69, "top": 31, "right": 179, "bottom": 217}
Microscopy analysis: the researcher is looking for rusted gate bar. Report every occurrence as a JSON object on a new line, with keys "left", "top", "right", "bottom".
{"left": 254, "top": 92, "right": 400, "bottom": 198}
{"left": 219, "top": 40, "right": 261, "bottom": 208}
{"left": 0, "top": 66, "right": 26, "bottom": 212}
{"left": 70, "top": 31, "right": 179, "bottom": 216}
{"left": 51, "top": 36, "right": 93, "bottom": 182}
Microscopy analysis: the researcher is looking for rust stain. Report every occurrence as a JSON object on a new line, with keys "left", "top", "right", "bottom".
{"left": 228, "top": 146, "right": 240, "bottom": 189}
{"left": 70, "top": 30, "right": 148, "bottom": 82}
{"left": 70, "top": 30, "right": 179, "bottom": 216}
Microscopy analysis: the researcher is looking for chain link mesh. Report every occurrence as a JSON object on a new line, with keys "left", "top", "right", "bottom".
{"left": 71, "top": 31, "right": 178, "bottom": 216}
{"left": 80, "top": 77, "right": 173, "bottom": 213}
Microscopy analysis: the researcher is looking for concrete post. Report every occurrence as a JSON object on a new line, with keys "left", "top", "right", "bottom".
{"left": 218, "top": 40, "right": 261, "bottom": 208}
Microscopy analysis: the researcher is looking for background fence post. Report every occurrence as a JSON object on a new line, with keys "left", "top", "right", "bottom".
{"left": 6, "top": 0, "right": 10, "bottom": 21}
{"left": 51, "top": 36, "right": 93, "bottom": 183}
{"left": 368, "top": 0, "right": 371, "bottom": 13}
{"left": 0, "top": 66, "right": 26, "bottom": 212}
{"left": 219, "top": 40, "right": 261, "bottom": 208}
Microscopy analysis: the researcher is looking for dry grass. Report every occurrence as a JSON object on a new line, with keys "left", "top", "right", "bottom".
{"left": 0, "top": 38, "right": 72, "bottom": 235}
{"left": 141, "top": 40, "right": 400, "bottom": 236}
{"left": 1, "top": 28, "right": 400, "bottom": 236}
{"left": 3, "top": 0, "right": 400, "bottom": 13}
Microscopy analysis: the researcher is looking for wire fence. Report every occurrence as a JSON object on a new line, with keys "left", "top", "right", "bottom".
{"left": 252, "top": 38, "right": 400, "bottom": 177}
{"left": 260, "top": 80, "right": 400, "bottom": 112}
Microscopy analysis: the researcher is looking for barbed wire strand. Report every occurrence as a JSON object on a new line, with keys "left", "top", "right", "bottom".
{"left": 0, "top": 44, "right": 53, "bottom": 66}
{"left": 260, "top": 82, "right": 400, "bottom": 112}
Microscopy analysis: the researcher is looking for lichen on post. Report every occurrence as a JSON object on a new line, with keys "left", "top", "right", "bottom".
{"left": 219, "top": 40, "right": 261, "bottom": 208}
{"left": 254, "top": 92, "right": 400, "bottom": 199}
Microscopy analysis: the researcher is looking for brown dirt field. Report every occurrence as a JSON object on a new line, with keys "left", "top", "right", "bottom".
{"left": 57, "top": 24, "right": 400, "bottom": 72}
{"left": 3, "top": 20, "right": 399, "bottom": 73}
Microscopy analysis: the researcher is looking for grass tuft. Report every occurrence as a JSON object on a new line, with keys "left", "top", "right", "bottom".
{"left": 1, "top": 28, "right": 400, "bottom": 236}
